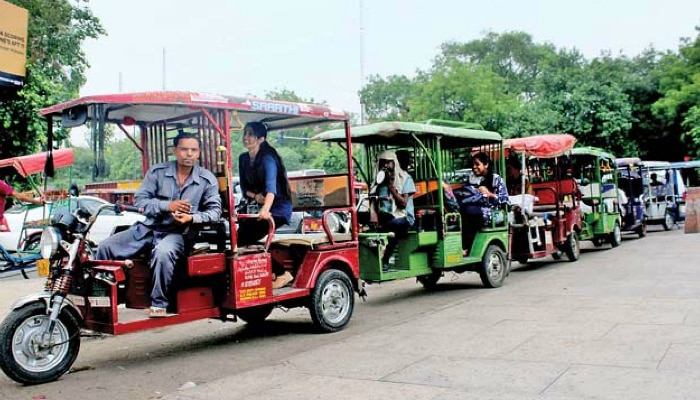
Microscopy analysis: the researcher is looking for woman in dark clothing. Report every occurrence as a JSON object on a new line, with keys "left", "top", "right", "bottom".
{"left": 238, "top": 121, "right": 294, "bottom": 288}
{"left": 455, "top": 152, "right": 509, "bottom": 257}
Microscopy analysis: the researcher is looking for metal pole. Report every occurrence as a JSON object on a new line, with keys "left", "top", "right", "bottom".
{"left": 359, "top": 0, "right": 366, "bottom": 124}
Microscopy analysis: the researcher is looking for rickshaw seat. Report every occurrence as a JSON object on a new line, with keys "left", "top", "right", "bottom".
{"left": 270, "top": 232, "right": 353, "bottom": 249}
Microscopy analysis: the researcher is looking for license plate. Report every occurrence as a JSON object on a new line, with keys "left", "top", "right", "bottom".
{"left": 37, "top": 259, "right": 50, "bottom": 277}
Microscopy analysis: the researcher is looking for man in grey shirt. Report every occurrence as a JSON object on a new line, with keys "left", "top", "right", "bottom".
{"left": 96, "top": 132, "right": 222, "bottom": 318}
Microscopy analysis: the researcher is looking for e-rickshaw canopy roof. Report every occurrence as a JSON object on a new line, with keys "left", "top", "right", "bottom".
{"left": 0, "top": 148, "right": 73, "bottom": 177}
{"left": 669, "top": 160, "right": 700, "bottom": 169}
{"left": 39, "top": 91, "right": 348, "bottom": 130}
{"left": 615, "top": 157, "right": 643, "bottom": 168}
{"left": 312, "top": 121, "right": 502, "bottom": 148}
{"left": 570, "top": 146, "right": 616, "bottom": 160}
{"left": 503, "top": 134, "right": 576, "bottom": 158}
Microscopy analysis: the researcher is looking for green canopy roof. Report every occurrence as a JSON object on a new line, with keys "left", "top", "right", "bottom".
{"left": 312, "top": 121, "right": 502, "bottom": 148}
{"left": 571, "top": 146, "right": 616, "bottom": 160}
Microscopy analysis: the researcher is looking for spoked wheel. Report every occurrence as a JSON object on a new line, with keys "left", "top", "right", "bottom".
{"left": 479, "top": 245, "right": 508, "bottom": 288}
{"left": 236, "top": 304, "right": 275, "bottom": 325}
{"left": 416, "top": 271, "right": 442, "bottom": 290}
{"left": 563, "top": 232, "right": 580, "bottom": 261}
{"left": 0, "top": 302, "right": 81, "bottom": 385}
{"left": 309, "top": 269, "right": 354, "bottom": 332}
{"left": 610, "top": 221, "right": 622, "bottom": 248}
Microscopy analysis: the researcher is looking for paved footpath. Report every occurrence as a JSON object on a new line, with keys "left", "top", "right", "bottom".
{"left": 1, "top": 228, "right": 699, "bottom": 400}
{"left": 163, "top": 229, "right": 700, "bottom": 400}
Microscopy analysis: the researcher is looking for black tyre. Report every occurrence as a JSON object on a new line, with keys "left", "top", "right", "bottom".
{"left": 309, "top": 269, "right": 354, "bottom": 332}
{"left": 636, "top": 223, "right": 647, "bottom": 238}
{"left": 610, "top": 221, "right": 622, "bottom": 248}
{"left": 551, "top": 251, "right": 562, "bottom": 260}
{"left": 592, "top": 237, "right": 603, "bottom": 247}
{"left": 0, "top": 302, "right": 81, "bottom": 385}
{"left": 479, "top": 245, "right": 508, "bottom": 288}
{"left": 237, "top": 304, "right": 274, "bottom": 325}
{"left": 416, "top": 271, "right": 442, "bottom": 290}
{"left": 21, "top": 235, "right": 41, "bottom": 253}
{"left": 662, "top": 212, "right": 675, "bottom": 231}
{"left": 564, "top": 232, "right": 580, "bottom": 261}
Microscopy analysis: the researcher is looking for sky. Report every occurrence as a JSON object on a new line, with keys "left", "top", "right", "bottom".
{"left": 80, "top": 0, "right": 700, "bottom": 119}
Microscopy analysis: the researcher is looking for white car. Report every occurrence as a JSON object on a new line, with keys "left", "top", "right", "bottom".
{"left": 0, "top": 195, "right": 144, "bottom": 252}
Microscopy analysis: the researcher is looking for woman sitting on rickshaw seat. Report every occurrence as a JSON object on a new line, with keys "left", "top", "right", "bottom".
{"left": 453, "top": 152, "right": 509, "bottom": 257}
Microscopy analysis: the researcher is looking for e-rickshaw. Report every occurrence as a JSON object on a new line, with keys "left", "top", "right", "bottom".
{"left": 313, "top": 120, "right": 510, "bottom": 289}
{"left": 570, "top": 147, "right": 623, "bottom": 247}
{"left": 0, "top": 149, "right": 74, "bottom": 279}
{"left": 504, "top": 134, "right": 582, "bottom": 263}
{"left": 614, "top": 157, "right": 647, "bottom": 237}
{"left": 641, "top": 160, "right": 689, "bottom": 230}
{"left": 0, "top": 91, "right": 360, "bottom": 384}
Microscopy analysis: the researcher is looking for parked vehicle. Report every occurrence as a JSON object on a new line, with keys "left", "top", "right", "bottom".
{"left": 505, "top": 134, "right": 583, "bottom": 263}
{"left": 614, "top": 157, "right": 647, "bottom": 237}
{"left": 314, "top": 120, "right": 510, "bottom": 289}
{"left": 0, "top": 92, "right": 359, "bottom": 384}
{"left": 640, "top": 161, "right": 689, "bottom": 230}
{"left": 570, "top": 147, "right": 623, "bottom": 247}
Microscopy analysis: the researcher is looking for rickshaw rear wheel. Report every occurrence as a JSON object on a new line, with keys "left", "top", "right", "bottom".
{"left": 564, "top": 232, "right": 580, "bottom": 261}
{"left": 417, "top": 271, "right": 442, "bottom": 290}
{"left": 610, "top": 222, "right": 622, "bottom": 248}
{"left": 0, "top": 302, "right": 81, "bottom": 385}
{"left": 662, "top": 212, "right": 674, "bottom": 231}
{"left": 236, "top": 305, "right": 275, "bottom": 325}
{"left": 551, "top": 250, "right": 562, "bottom": 260}
{"left": 309, "top": 269, "right": 354, "bottom": 333}
{"left": 479, "top": 245, "right": 507, "bottom": 288}
{"left": 636, "top": 223, "right": 647, "bottom": 238}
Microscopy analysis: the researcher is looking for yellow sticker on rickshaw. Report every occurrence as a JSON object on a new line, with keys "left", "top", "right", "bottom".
{"left": 37, "top": 259, "right": 50, "bottom": 277}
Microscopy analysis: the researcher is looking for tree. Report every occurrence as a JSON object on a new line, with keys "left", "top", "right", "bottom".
{"left": 0, "top": 0, "right": 105, "bottom": 165}
{"left": 358, "top": 74, "right": 415, "bottom": 122}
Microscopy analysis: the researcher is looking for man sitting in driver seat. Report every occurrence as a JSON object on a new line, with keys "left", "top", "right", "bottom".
{"left": 371, "top": 150, "right": 415, "bottom": 272}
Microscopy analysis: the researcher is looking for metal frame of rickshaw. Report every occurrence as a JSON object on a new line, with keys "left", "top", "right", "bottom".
{"left": 614, "top": 157, "right": 648, "bottom": 237}
{"left": 668, "top": 160, "right": 700, "bottom": 223}
{"left": 313, "top": 120, "right": 510, "bottom": 290}
{"left": 0, "top": 149, "right": 74, "bottom": 279}
{"left": 504, "top": 134, "right": 582, "bottom": 264}
{"left": 39, "top": 91, "right": 360, "bottom": 334}
{"left": 570, "top": 146, "right": 623, "bottom": 248}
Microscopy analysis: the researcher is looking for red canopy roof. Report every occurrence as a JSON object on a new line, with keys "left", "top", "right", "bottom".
{"left": 504, "top": 134, "right": 577, "bottom": 158}
{"left": 0, "top": 148, "right": 74, "bottom": 177}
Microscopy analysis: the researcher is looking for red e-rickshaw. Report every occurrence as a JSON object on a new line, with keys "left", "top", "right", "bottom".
{"left": 505, "top": 134, "right": 583, "bottom": 264}
{"left": 0, "top": 92, "right": 360, "bottom": 384}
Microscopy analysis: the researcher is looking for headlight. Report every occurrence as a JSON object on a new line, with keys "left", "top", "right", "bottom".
{"left": 40, "top": 227, "right": 60, "bottom": 259}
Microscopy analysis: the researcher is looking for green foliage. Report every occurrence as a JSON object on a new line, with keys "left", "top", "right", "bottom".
{"left": 0, "top": 0, "right": 104, "bottom": 160}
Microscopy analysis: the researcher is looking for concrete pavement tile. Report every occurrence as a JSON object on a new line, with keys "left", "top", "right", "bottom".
{"left": 505, "top": 336, "right": 668, "bottom": 368}
{"left": 286, "top": 346, "right": 426, "bottom": 380}
{"left": 658, "top": 343, "right": 700, "bottom": 371}
{"left": 560, "top": 305, "right": 638, "bottom": 324}
{"left": 651, "top": 282, "right": 700, "bottom": 298}
{"left": 431, "top": 303, "right": 574, "bottom": 323}
{"left": 682, "top": 310, "right": 700, "bottom": 325}
{"left": 538, "top": 295, "right": 644, "bottom": 309}
{"left": 385, "top": 355, "right": 569, "bottom": 396}
{"left": 431, "top": 388, "right": 538, "bottom": 400}
{"left": 465, "top": 293, "right": 549, "bottom": 307}
{"left": 541, "top": 364, "right": 700, "bottom": 400}
{"left": 493, "top": 319, "right": 615, "bottom": 340}
{"left": 604, "top": 323, "right": 700, "bottom": 345}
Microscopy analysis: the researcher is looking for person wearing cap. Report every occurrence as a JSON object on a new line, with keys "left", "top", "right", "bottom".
{"left": 95, "top": 132, "right": 222, "bottom": 318}
{"left": 371, "top": 150, "right": 415, "bottom": 272}
{"left": 237, "top": 121, "right": 294, "bottom": 288}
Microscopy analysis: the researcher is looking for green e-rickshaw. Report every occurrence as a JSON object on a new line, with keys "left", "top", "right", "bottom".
{"left": 570, "top": 147, "right": 623, "bottom": 247}
{"left": 314, "top": 120, "right": 510, "bottom": 289}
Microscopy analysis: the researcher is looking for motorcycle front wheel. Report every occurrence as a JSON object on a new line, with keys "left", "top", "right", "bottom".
{"left": 0, "top": 302, "right": 81, "bottom": 385}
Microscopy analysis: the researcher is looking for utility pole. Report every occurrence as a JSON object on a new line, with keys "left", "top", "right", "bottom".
{"left": 359, "top": 0, "right": 366, "bottom": 124}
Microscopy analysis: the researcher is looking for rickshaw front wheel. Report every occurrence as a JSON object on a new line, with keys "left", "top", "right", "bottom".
{"left": 417, "top": 271, "right": 442, "bottom": 290}
{"left": 610, "top": 222, "right": 622, "bottom": 248}
{"left": 662, "top": 212, "right": 675, "bottom": 231}
{"left": 0, "top": 302, "right": 81, "bottom": 385}
{"left": 309, "top": 269, "right": 354, "bottom": 333}
{"left": 479, "top": 245, "right": 507, "bottom": 288}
